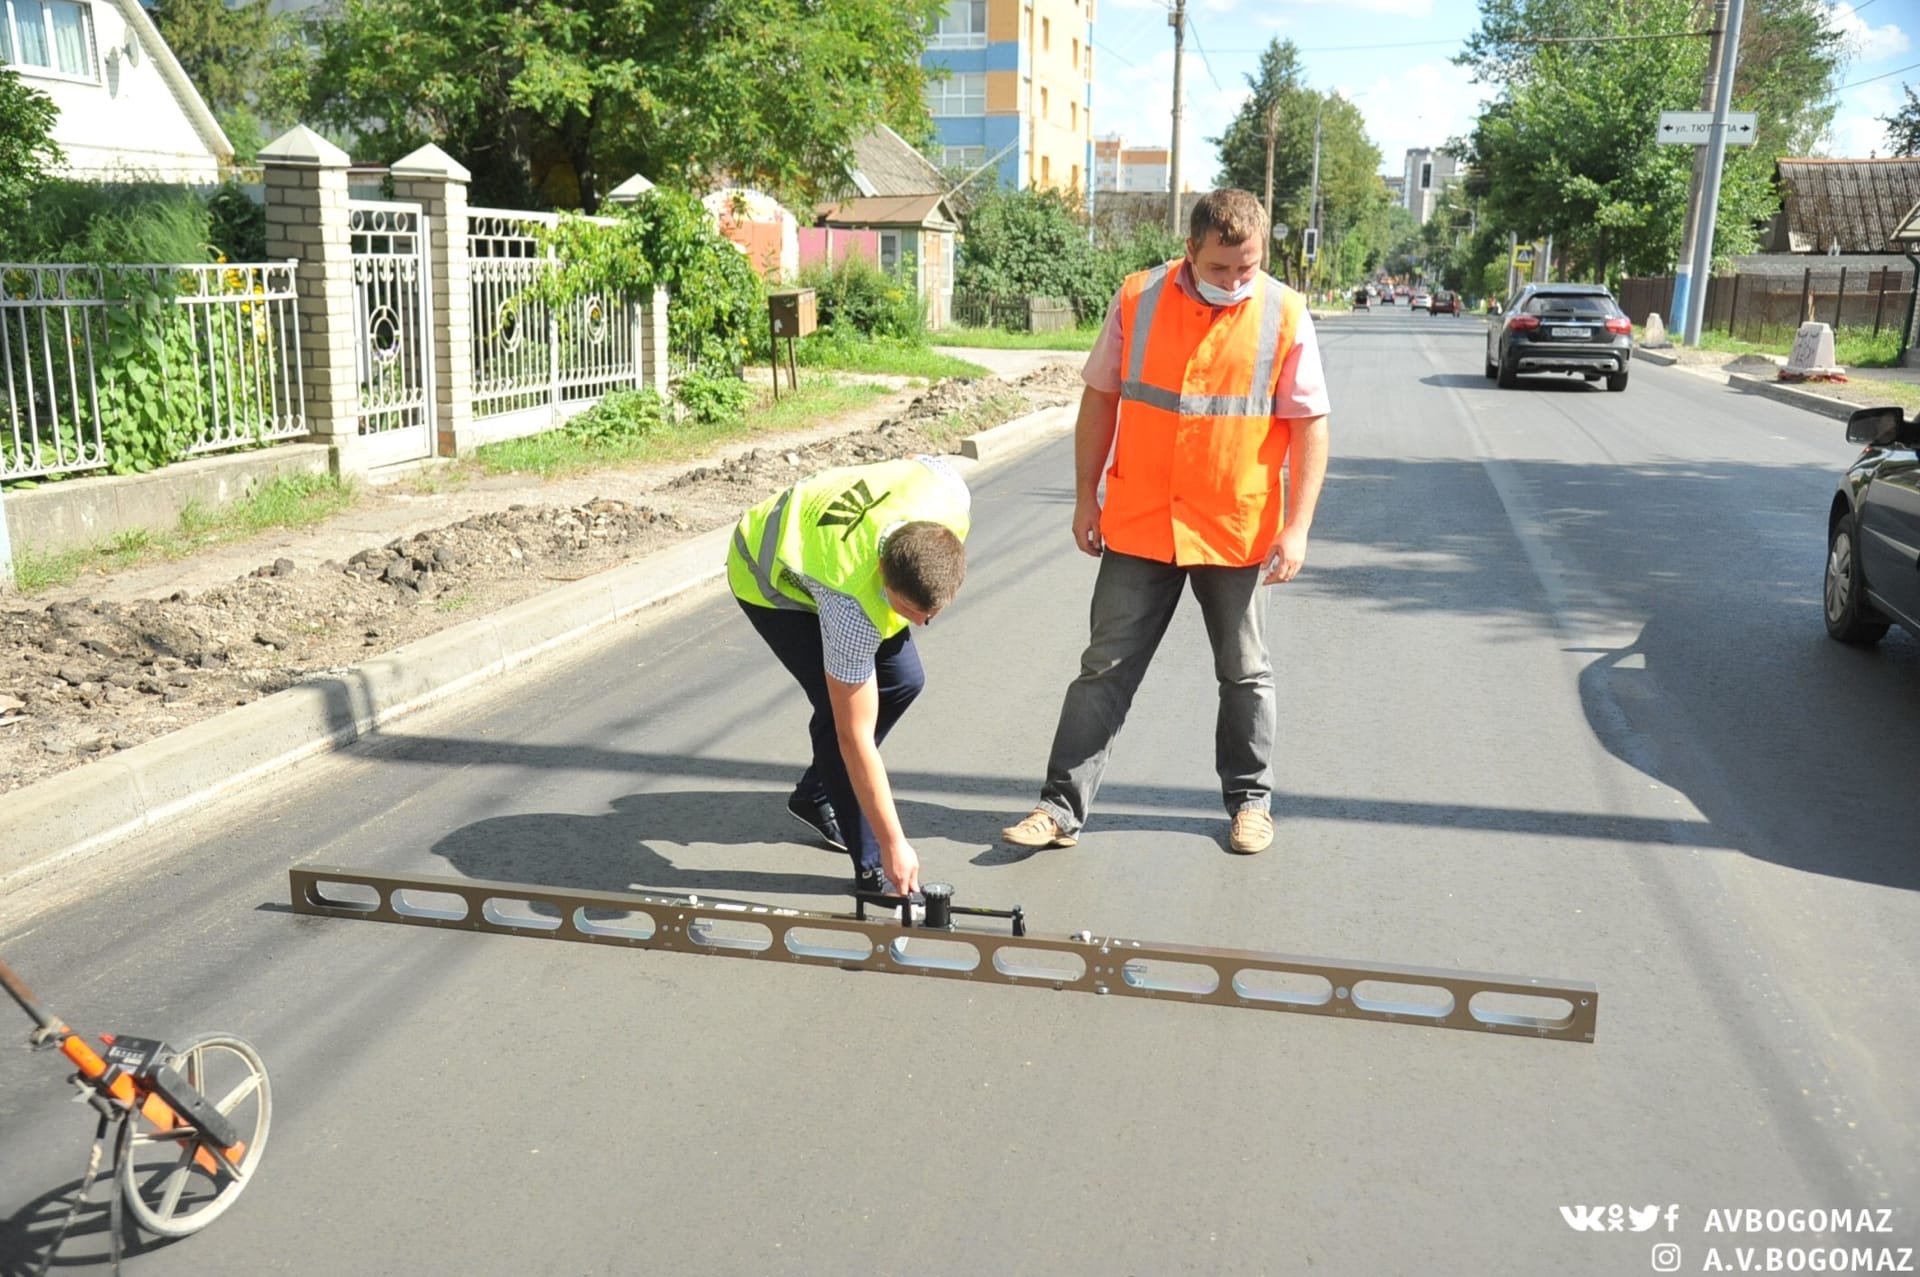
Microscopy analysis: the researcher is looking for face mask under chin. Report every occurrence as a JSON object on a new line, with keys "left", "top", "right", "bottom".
{"left": 1190, "top": 268, "right": 1255, "bottom": 307}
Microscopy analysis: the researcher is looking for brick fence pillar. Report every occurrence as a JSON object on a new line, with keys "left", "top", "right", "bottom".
{"left": 259, "top": 125, "right": 361, "bottom": 472}
{"left": 390, "top": 144, "right": 474, "bottom": 456}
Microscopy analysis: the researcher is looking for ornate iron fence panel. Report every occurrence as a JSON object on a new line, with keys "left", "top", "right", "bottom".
{"left": 349, "top": 202, "right": 434, "bottom": 461}
{"left": 2, "top": 261, "right": 306, "bottom": 483}
{"left": 467, "top": 208, "right": 639, "bottom": 424}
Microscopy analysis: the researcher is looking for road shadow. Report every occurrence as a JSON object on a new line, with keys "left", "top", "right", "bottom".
{"left": 0, "top": 1175, "right": 170, "bottom": 1277}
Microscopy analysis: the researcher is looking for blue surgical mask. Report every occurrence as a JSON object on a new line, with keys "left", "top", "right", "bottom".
{"left": 1191, "top": 270, "right": 1255, "bottom": 307}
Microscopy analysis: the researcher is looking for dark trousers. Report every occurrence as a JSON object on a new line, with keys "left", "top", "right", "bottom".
{"left": 739, "top": 600, "right": 925, "bottom": 877}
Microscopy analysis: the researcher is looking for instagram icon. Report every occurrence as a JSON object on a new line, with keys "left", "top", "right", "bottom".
{"left": 1651, "top": 1242, "right": 1682, "bottom": 1272}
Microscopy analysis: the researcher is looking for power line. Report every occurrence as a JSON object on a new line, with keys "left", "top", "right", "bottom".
{"left": 1092, "top": 39, "right": 1137, "bottom": 68}
{"left": 1835, "top": 58, "right": 1918, "bottom": 90}
{"left": 1185, "top": 16, "right": 1225, "bottom": 92}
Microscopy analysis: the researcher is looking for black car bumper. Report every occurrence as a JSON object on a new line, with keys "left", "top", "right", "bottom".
{"left": 1512, "top": 342, "right": 1630, "bottom": 373}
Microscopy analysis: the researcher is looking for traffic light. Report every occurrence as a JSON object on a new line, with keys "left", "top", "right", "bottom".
{"left": 1303, "top": 227, "right": 1319, "bottom": 263}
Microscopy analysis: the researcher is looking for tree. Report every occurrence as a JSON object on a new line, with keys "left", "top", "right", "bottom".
{"left": 307, "top": 0, "right": 944, "bottom": 211}
{"left": 1210, "top": 41, "right": 1381, "bottom": 286}
{"left": 954, "top": 187, "right": 1109, "bottom": 321}
{"left": 1454, "top": 0, "right": 1843, "bottom": 282}
{"left": 0, "top": 71, "right": 62, "bottom": 257}
{"left": 1882, "top": 86, "right": 1920, "bottom": 156}
{"left": 148, "top": 0, "right": 309, "bottom": 163}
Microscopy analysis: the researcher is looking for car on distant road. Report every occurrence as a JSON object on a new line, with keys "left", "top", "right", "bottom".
{"left": 1430, "top": 291, "right": 1460, "bottom": 316}
{"left": 1484, "top": 283, "right": 1633, "bottom": 392}
{"left": 1825, "top": 406, "right": 1920, "bottom": 645}
{"left": 1376, "top": 288, "right": 1394, "bottom": 304}
{"left": 1352, "top": 287, "right": 1370, "bottom": 310}
{"left": 1411, "top": 290, "right": 1432, "bottom": 311}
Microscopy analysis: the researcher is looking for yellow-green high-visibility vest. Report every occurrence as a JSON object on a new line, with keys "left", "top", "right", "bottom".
{"left": 727, "top": 457, "right": 970, "bottom": 638}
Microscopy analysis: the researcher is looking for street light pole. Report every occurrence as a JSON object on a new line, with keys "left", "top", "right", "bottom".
{"left": 1262, "top": 99, "right": 1278, "bottom": 270}
{"left": 1672, "top": 0, "right": 1730, "bottom": 342}
{"left": 1168, "top": 0, "right": 1186, "bottom": 236}
{"left": 1683, "top": 0, "right": 1746, "bottom": 345}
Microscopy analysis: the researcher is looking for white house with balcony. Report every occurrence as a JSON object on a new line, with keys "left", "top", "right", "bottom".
{"left": 3, "top": 0, "right": 231, "bottom": 182}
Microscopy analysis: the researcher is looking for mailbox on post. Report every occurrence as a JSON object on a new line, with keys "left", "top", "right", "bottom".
{"left": 768, "top": 288, "right": 817, "bottom": 398}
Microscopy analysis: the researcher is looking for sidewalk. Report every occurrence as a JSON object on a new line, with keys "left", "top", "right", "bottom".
{"left": 0, "top": 350, "right": 1081, "bottom": 893}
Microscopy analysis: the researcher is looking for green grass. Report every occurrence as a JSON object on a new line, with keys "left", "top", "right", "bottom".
{"left": 470, "top": 376, "right": 898, "bottom": 479}
{"left": 786, "top": 334, "right": 991, "bottom": 379}
{"left": 1656, "top": 326, "right": 1906, "bottom": 368}
{"left": 932, "top": 325, "right": 1099, "bottom": 352}
{"left": 8, "top": 472, "right": 359, "bottom": 594}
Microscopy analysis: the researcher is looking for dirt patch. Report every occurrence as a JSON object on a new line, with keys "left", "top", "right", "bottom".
{"left": 0, "top": 367, "right": 1081, "bottom": 795}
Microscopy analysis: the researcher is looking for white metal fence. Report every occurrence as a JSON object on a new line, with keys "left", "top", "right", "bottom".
{"left": 2, "top": 261, "right": 305, "bottom": 482}
{"left": 349, "top": 202, "right": 435, "bottom": 466}
{"left": 467, "top": 208, "right": 642, "bottom": 425}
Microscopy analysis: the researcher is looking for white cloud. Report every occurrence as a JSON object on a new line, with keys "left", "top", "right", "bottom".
{"left": 1337, "top": 61, "right": 1495, "bottom": 173}
{"left": 1827, "top": 2, "right": 1910, "bottom": 63}
{"left": 1821, "top": 81, "right": 1902, "bottom": 157}
{"left": 1091, "top": 48, "right": 1249, "bottom": 184}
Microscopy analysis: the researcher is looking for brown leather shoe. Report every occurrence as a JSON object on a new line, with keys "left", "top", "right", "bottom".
{"left": 1001, "top": 808, "right": 1077, "bottom": 848}
{"left": 1228, "top": 808, "right": 1274, "bottom": 854}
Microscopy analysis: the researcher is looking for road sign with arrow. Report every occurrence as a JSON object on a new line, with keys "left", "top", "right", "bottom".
{"left": 1657, "top": 111, "right": 1758, "bottom": 145}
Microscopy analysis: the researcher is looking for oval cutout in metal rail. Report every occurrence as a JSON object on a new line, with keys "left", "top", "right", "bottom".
{"left": 1232, "top": 968, "right": 1334, "bottom": 1006}
{"left": 1468, "top": 990, "right": 1577, "bottom": 1031}
{"left": 991, "top": 947, "right": 1087, "bottom": 983}
{"left": 1119, "top": 958, "right": 1221, "bottom": 996}
{"left": 888, "top": 936, "right": 980, "bottom": 972}
{"left": 392, "top": 889, "right": 470, "bottom": 922}
{"left": 482, "top": 897, "right": 564, "bottom": 931}
{"left": 1351, "top": 980, "right": 1454, "bottom": 1019}
{"left": 306, "top": 879, "right": 380, "bottom": 911}
{"left": 573, "top": 908, "right": 657, "bottom": 940}
{"left": 686, "top": 917, "right": 774, "bottom": 953}
{"left": 784, "top": 927, "right": 875, "bottom": 962}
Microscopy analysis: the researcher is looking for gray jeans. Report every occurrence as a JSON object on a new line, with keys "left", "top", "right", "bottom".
{"left": 1036, "top": 549, "right": 1275, "bottom": 834}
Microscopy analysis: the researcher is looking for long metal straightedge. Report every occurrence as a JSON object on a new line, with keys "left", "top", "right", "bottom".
{"left": 288, "top": 865, "right": 1598, "bottom": 1043}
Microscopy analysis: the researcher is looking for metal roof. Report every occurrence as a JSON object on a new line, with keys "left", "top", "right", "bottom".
{"left": 1774, "top": 158, "right": 1920, "bottom": 253}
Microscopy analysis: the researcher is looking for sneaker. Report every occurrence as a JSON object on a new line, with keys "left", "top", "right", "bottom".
{"left": 1228, "top": 808, "right": 1274, "bottom": 855}
{"left": 787, "top": 791, "right": 847, "bottom": 852}
{"left": 1000, "top": 808, "right": 1077, "bottom": 848}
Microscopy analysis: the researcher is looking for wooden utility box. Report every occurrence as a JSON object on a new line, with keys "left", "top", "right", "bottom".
{"left": 769, "top": 288, "right": 818, "bottom": 338}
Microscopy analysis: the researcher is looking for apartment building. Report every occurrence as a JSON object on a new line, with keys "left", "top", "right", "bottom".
{"left": 923, "top": 0, "right": 1094, "bottom": 199}
{"left": 1092, "top": 134, "right": 1170, "bottom": 192}
{"left": 1401, "top": 147, "right": 1461, "bottom": 224}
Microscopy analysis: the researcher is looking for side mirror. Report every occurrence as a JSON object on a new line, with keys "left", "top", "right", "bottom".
{"left": 1846, "top": 406, "right": 1905, "bottom": 448}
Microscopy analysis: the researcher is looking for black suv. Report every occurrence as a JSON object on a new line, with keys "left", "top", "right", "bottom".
{"left": 1485, "top": 283, "right": 1633, "bottom": 392}
{"left": 1825, "top": 406, "right": 1920, "bottom": 645}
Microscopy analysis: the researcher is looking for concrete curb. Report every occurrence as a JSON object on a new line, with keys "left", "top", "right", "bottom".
{"left": 0, "top": 407, "right": 1076, "bottom": 893}
{"left": 1724, "top": 373, "right": 1867, "bottom": 422}
{"left": 1633, "top": 347, "right": 1681, "bottom": 367}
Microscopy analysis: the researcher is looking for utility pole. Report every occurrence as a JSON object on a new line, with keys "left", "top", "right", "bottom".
{"left": 1672, "top": 0, "right": 1730, "bottom": 342}
{"left": 1262, "top": 99, "right": 1278, "bottom": 270}
{"left": 1168, "top": 0, "right": 1185, "bottom": 235}
{"left": 1305, "top": 100, "right": 1322, "bottom": 289}
{"left": 1684, "top": 0, "right": 1745, "bottom": 345}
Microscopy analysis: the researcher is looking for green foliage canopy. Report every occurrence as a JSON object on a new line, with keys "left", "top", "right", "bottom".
{"left": 1883, "top": 86, "right": 1920, "bottom": 157}
{"left": 148, "top": 0, "right": 309, "bottom": 162}
{"left": 307, "top": 0, "right": 944, "bottom": 210}
{"left": 1454, "top": 0, "right": 1845, "bottom": 281}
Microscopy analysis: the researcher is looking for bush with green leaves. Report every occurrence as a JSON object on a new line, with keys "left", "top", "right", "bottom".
{"left": 795, "top": 253, "right": 926, "bottom": 342}
{"left": 563, "top": 388, "right": 668, "bottom": 444}
{"left": 0, "top": 71, "right": 62, "bottom": 256}
{"left": 537, "top": 190, "right": 765, "bottom": 372}
{"left": 956, "top": 187, "right": 1108, "bottom": 323}
{"left": 674, "top": 369, "right": 754, "bottom": 424}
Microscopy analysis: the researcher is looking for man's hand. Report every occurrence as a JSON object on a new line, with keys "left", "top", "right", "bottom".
{"left": 881, "top": 839, "right": 921, "bottom": 895}
{"left": 1261, "top": 522, "right": 1310, "bottom": 584}
{"left": 1072, "top": 494, "right": 1104, "bottom": 557}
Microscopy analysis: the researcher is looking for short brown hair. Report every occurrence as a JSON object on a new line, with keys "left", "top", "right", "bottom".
{"left": 1189, "top": 188, "right": 1267, "bottom": 248}
{"left": 880, "top": 522, "right": 966, "bottom": 611}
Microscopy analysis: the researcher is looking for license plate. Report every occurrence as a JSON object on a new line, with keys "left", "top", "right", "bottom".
{"left": 1550, "top": 326, "right": 1587, "bottom": 338}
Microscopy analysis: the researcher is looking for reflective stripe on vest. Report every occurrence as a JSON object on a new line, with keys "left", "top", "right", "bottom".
{"left": 727, "top": 459, "right": 970, "bottom": 636}
{"left": 1106, "top": 262, "right": 1304, "bottom": 567}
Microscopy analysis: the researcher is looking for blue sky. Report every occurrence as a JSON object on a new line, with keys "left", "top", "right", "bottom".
{"left": 1087, "top": 0, "right": 1916, "bottom": 183}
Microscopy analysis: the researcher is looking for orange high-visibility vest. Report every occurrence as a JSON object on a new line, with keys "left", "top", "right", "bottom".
{"left": 1104, "top": 261, "right": 1306, "bottom": 567}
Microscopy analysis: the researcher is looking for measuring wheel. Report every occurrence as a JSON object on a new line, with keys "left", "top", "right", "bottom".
{"left": 115, "top": 1033, "right": 272, "bottom": 1237}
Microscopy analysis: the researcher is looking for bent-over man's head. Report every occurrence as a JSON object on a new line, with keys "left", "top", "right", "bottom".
{"left": 879, "top": 522, "right": 966, "bottom": 625}
{"left": 1186, "top": 188, "right": 1266, "bottom": 303}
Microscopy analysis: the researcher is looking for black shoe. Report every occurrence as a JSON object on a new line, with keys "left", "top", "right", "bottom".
{"left": 787, "top": 791, "right": 848, "bottom": 852}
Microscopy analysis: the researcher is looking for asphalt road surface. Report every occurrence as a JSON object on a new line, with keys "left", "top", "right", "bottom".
{"left": 4, "top": 305, "right": 1917, "bottom": 1276}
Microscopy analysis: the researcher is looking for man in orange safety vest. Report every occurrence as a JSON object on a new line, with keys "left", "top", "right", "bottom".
{"left": 1001, "top": 187, "right": 1330, "bottom": 856}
